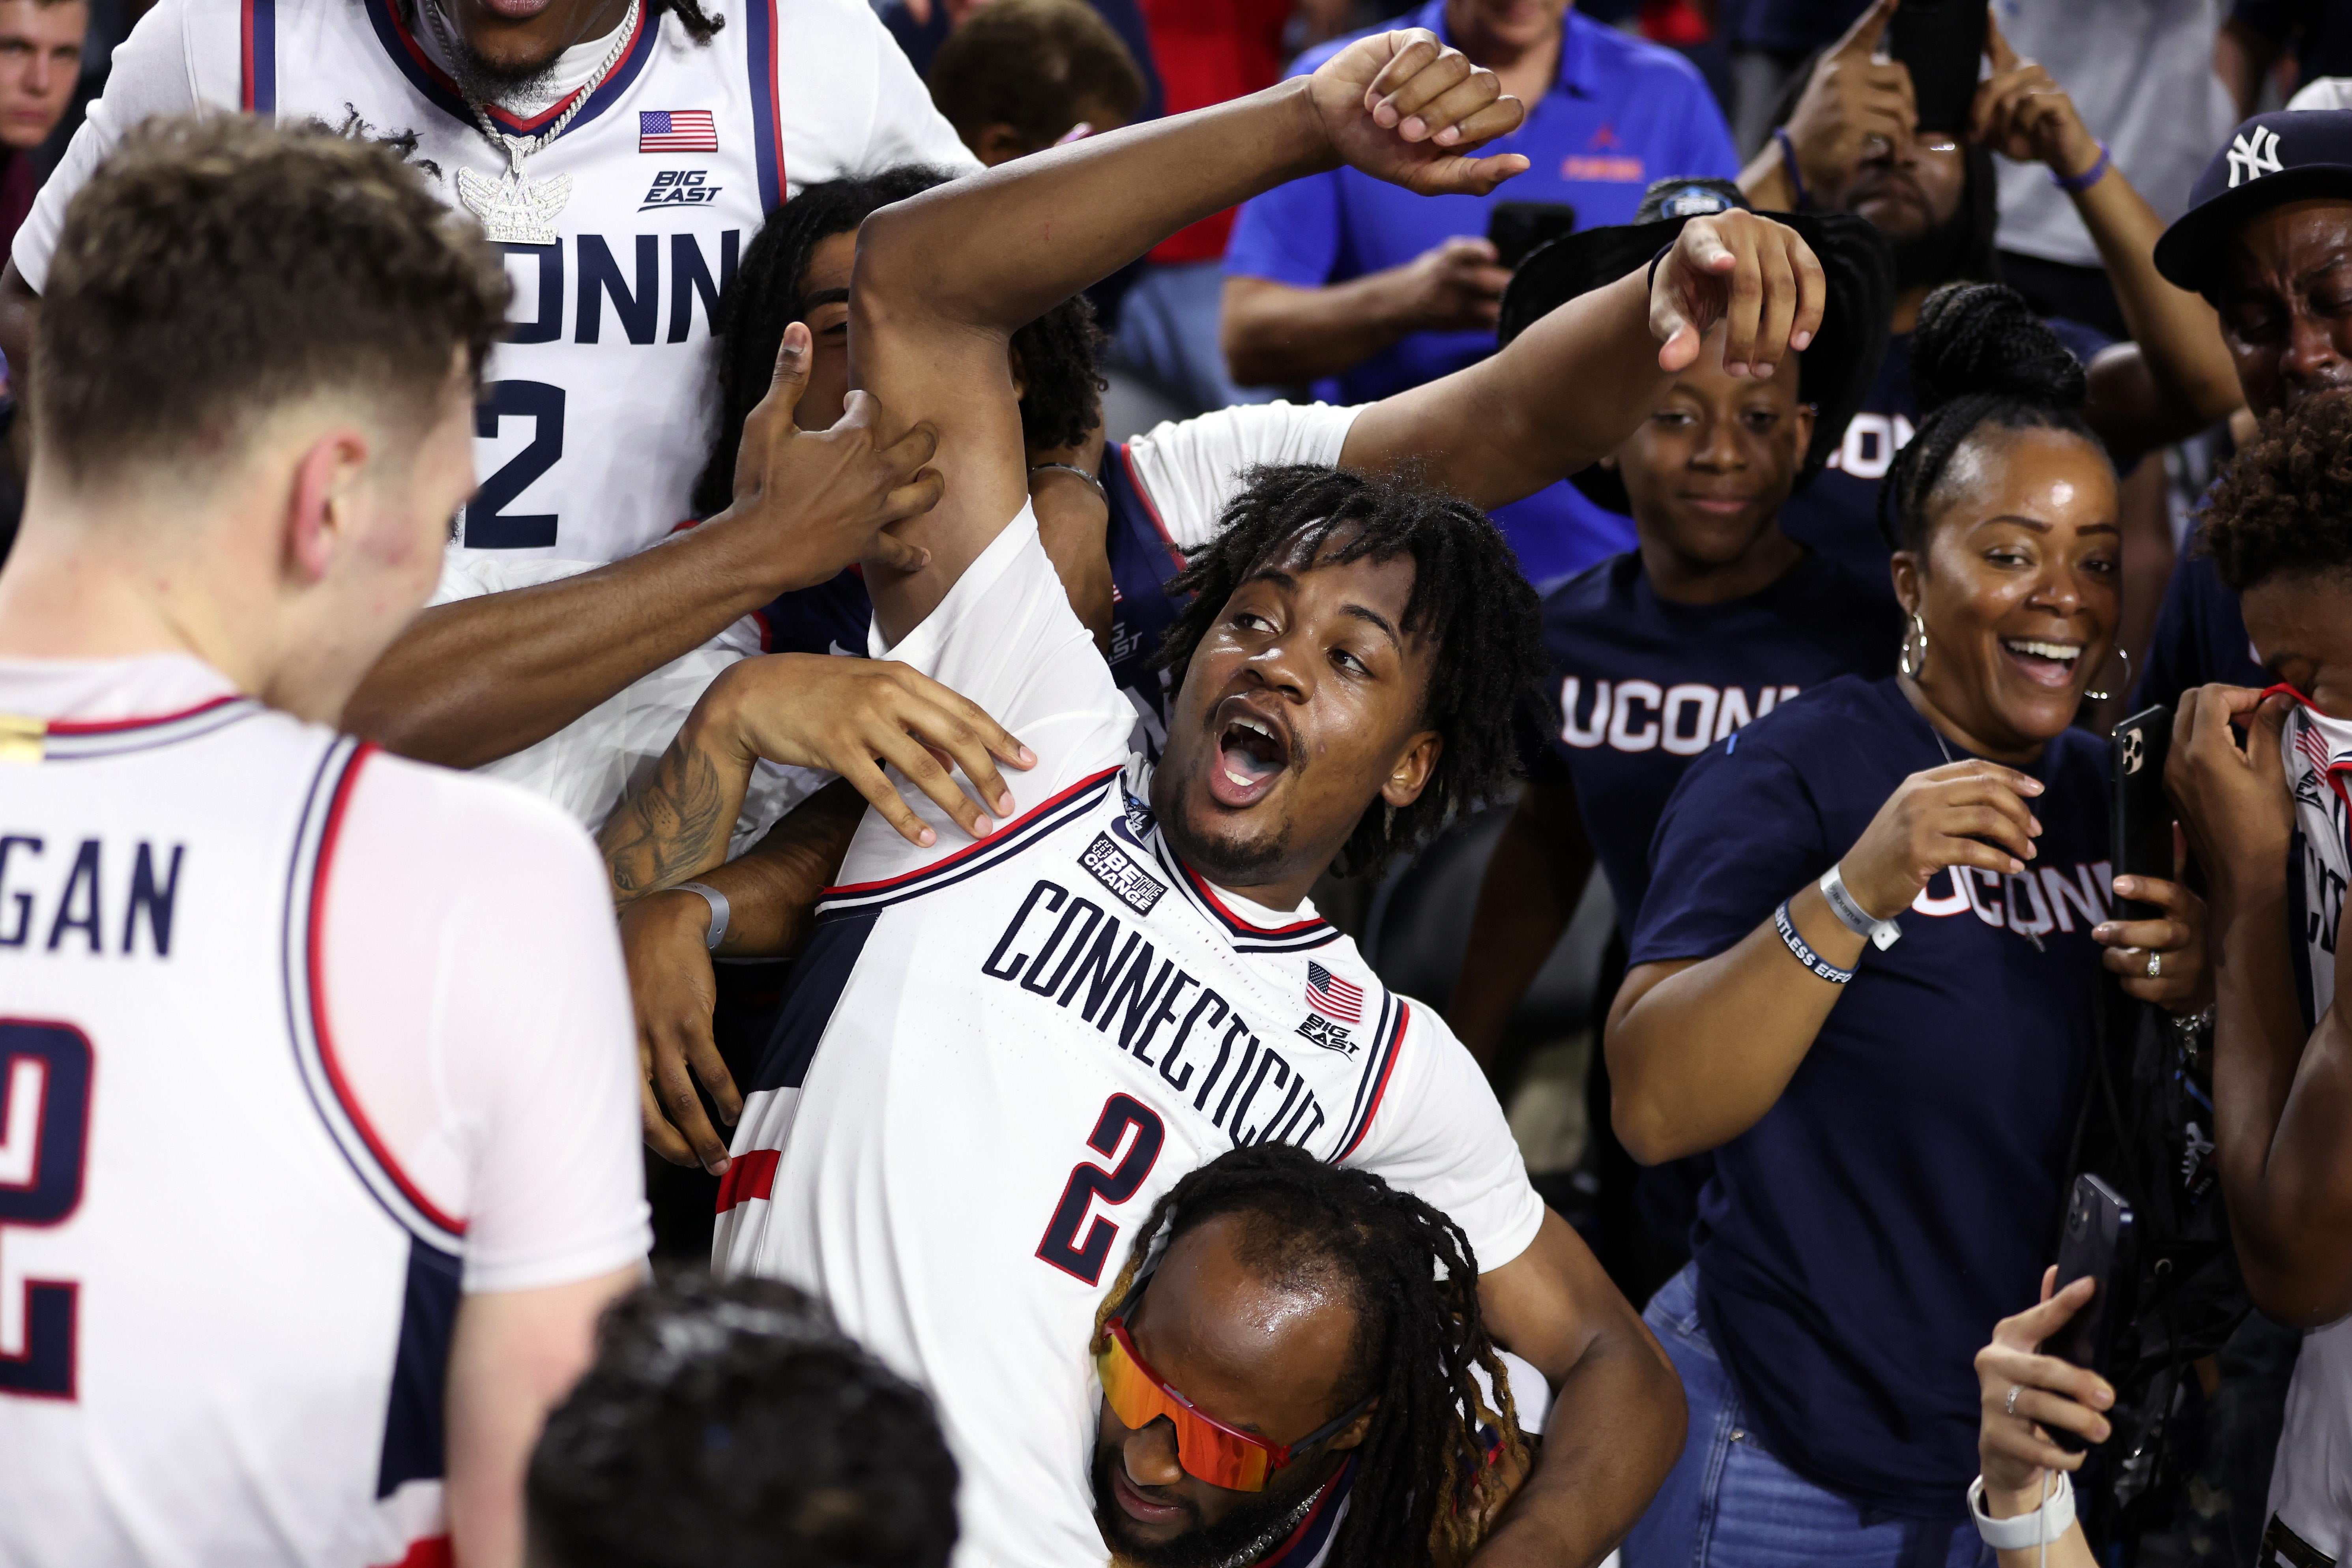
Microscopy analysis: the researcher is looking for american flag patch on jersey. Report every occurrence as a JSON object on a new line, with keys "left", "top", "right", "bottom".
{"left": 640, "top": 110, "right": 718, "bottom": 153}
{"left": 1306, "top": 961, "right": 1363, "bottom": 1024}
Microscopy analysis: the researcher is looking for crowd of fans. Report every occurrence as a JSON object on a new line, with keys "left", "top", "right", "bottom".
{"left": 3, "top": 2, "right": 2352, "bottom": 1568}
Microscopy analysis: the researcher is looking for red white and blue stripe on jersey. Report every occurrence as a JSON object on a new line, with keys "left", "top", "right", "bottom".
{"left": 814, "top": 766, "right": 1126, "bottom": 919}
{"left": 1148, "top": 833, "right": 1338, "bottom": 956}
{"left": 30, "top": 695, "right": 264, "bottom": 760}
{"left": 248, "top": 0, "right": 788, "bottom": 211}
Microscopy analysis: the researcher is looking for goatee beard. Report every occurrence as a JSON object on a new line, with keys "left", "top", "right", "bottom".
{"left": 413, "top": 0, "right": 564, "bottom": 106}
{"left": 1091, "top": 1445, "right": 1325, "bottom": 1568}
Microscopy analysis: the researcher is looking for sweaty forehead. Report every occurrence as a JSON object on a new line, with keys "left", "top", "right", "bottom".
{"left": 1132, "top": 1216, "right": 1362, "bottom": 1430}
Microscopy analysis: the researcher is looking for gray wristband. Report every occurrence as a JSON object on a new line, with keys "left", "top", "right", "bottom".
{"left": 1819, "top": 863, "right": 1901, "bottom": 951}
{"left": 676, "top": 881, "right": 730, "bottom": 952}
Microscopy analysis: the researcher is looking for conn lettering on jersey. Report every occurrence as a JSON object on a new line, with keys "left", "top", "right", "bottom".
{"left": 980, "top": 878, "right": 1330, "bottom": 1151}
{"left": 1909, "top": 859, "right": 2113, "bottom": 941}
{"left": 0, "top": 834, "right": 184, "bottom": 956}
{"left": 1560, "top": 677, "right": 1800, "bottom": 755}
{"left": 499, "top": 229, "right": 739, "bottom": 346}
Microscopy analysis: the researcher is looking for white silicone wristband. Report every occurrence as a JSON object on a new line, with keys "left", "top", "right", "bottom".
{"left": 1968, "top": 1471, "right": 2075, "bottom": 1550}
{"left": 1820, "top": 863, "right": 1902, "bottom": 951}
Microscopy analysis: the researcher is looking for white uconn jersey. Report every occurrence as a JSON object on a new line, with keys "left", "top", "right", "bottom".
{"left": 2270, "top": 698, "right": 2352, "bottom": 1564}
{"left": 15, "top": 0, "right": 975, "bottom": 567}
{"left": 0, "top": 704, "right": 457, "bottom": 1566}
{"left": 714, "top": 509, "right": 1542, "bottom": 1568}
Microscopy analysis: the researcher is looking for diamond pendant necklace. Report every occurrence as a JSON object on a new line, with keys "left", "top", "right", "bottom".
{"left": 424, "top": 0, "right": 640, "bottom": 245}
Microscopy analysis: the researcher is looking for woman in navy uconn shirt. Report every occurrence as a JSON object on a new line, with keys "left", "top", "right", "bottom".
{"left": 1608, "top": 286, "right": 2213, "bottom": 1565}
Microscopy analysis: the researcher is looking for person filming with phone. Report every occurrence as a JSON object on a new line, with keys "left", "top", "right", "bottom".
{"left": 1604, "top": 283, "right": 2211, "bottom": 1564}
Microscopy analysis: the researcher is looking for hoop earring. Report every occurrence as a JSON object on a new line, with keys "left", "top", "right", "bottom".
{"left": 1899, "top": 613, "right": 1927, "bottom": 681}
{"left": 2083, "top": 644, "right": 2131, "bottom": 704}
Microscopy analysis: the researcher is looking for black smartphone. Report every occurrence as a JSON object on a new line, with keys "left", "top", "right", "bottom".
{"left": 2041, "top": 1173, "right": 2137, "bottom": 1453}
{"left": 1886, "top": 0, "right": 1987, "bottom": 135}
{"left": 2110, "top": 704, "right": 2175, "bottom": 923}
{"left": 1488, "top": 201, "right": 1578, "bottom": 270}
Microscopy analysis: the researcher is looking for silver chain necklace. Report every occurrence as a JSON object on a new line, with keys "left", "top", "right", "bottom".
{"left": 423, "top": 0, "right": 640, "bottom": 245}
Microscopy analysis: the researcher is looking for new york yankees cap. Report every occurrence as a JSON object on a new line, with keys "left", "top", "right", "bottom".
{"left": 2155, "top": 110, "right": 2352, "bottom": 296}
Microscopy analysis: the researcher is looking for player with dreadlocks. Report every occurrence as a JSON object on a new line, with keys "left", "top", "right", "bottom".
{"left": 602, "top": 24, "right": 1826, "bottom": 1567}
{"left": 1089, "top": 1144, "right": 1540, "bottom": 1568}
{"left": 3, "top": 0, "right": 982, "bottom": 783}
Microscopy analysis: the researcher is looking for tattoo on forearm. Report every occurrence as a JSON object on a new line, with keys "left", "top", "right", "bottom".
{"left": 602, "top": 737, "right": 729, "bottom": 902}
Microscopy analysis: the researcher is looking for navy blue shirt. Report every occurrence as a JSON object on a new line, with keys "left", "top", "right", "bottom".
{"left": 2131, "top": 545, "right": 2265, "bottom": 717}
{"left": 1540, "top": 549, "right": 1902, "bottom": 922}
{"left": 1631, "top": 675, "right": 2108, "bottom": 1513}
{"left": 1223, "top": 0, "right": 1736, "bottom": 584}
{"left": 1777, "top": 319, "right": 2113, "bottom": 599}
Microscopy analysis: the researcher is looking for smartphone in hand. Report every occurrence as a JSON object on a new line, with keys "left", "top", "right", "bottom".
{"left": 2041, "top": 1173, "right": 2137, "bottom": 1453}
{"left": 2110, "top": 704, "right": 2176, "bottom": 923}
{"left": 1886, "top": 0, "right": 1987, "bottom": 135}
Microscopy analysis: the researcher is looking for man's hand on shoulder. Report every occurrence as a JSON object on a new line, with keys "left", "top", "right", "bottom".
{"left": 1649, "top": 211, "right": 1825, "bottom": 380}
{"left": 712, "top": 322, "right": 946, "bottom": 595}
{"left": 1308, "top": 28, "right": 1531, "bottom": 198}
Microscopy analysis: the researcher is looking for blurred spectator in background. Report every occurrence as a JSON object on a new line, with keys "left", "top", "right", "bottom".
{"left": 1221, "top": 0, "right": 1739, "bottom": 584}
{"left": 2134, "top": 108, "right": 2352, "bottom": 718}
{"left": 1451, "top": 181, "right": 1901, "bottom": 1307}
{"left": 0, "top": 0, "right": 84, "bottom": 247}
{"left": 1720, "top": 0, "right": 1865, "bottom": 155}
{"left": 527, "top": 1272, "right": 959, "bottom": 1568}
{"left": 928, "top": 0, "right": 1147, "bottom": 165}
{"left": 883, "top": 0, "right": 1162, "bottom": 119}
{"left": 1109, "top": 0, "right": 1349, "bottom": 417}
{"left": 1990, "top": 0, "right": 2238, "bottom": 341}
{"left": 1740, "top": 1, "right": 2243, "bottom": 639}
{"left": 2217, "top": 0, "right": 2352, "bottom": 116}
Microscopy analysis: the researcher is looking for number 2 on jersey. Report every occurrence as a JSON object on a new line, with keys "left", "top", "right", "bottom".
{"left": 1035, "top": 1095, "right": 1164, "bottom": 1285}
{"left": 0, "top": 1020, "right": 93, "bottom": 1399}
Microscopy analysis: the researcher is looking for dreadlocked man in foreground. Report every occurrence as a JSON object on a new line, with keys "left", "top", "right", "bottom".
{"left": 604, "top": 24, "right": 1824, "bottom": 1566}
{"left": 1091, "top": 1145, "right": 1544, "bottom": 1568}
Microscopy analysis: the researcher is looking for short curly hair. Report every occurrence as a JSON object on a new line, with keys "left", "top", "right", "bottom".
{"left": 37, "top": 112, "right": 508, "bottom": 486}
{"left": 2198, "top": 392, "right": 2352, "bottom": 593}
{"left": 1154, "top": 465, "right": 1553, "bottom": 876}
{"left": 527, "top": 1271, "right": 958, "bottom": 1568}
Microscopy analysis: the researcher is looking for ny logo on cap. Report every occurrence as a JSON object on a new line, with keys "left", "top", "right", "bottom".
{"left": 2228, "top": 126, "right": 2285, "bottom": 188}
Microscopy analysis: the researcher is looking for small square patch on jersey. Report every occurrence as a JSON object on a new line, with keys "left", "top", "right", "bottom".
{"left": 640, "top": 110, "right": 718, "bottom": 153}
{"left": 0, "top": 714, "right": 44, "bottom": 764}
{"left": 1079, "top": 833, "right": 1166, "bottom": 916}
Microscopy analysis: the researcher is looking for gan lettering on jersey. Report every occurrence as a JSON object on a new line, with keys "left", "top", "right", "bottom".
{"left": 0, "top": 835, "right": 185, "bottom": 957}
{"left": 1559, "top": 677, "right": 1800, "bottom": 754}
{"left": 981, "top": 878, "right": 1331, "bottom": 1152}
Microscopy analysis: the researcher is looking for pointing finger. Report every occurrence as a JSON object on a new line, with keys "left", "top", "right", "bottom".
{"left": 1836, "top": 0, "right": 1901, "bottom": 57}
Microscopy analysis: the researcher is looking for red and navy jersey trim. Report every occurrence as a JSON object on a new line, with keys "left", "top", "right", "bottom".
{"left": 745, "top": 0, "right": 787, "bottom": 210}
{"left": 35, "top": 696, "right": 263, "bottom": 760}
{"left": 239, "top": 0, "right": 276, "bottom": 112}
{"left": 1261, "top": 1457, "right": 1353, "bottom": 1568}
{"left": 815, "top": 767, "right": 1122, "bottom": 917}
{"left": 1333, "top": 993, "right": 1407, "bottom": 1162}
{"left": 282, "top": 737, "right": 468, "bottom": 1251}
{"left": 363, "top": 0, "right": 658, "bottom": 142}
{"left": 1151, "top": 836, "right": 1338, "bottom": 954}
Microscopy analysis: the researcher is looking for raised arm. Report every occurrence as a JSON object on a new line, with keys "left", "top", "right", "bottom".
{"left": 1969, "top": 17, "right": 2244, "bottom": 465}
{"left": 1340, "top": 211, "right": 1826, "bottom": 509}
{"left": 847, "top": 27, "right": 1532, "bottom": 644}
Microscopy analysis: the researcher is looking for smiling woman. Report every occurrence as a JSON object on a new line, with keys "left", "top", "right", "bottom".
{"left": 1603, "top": 284, "right": 2218, "bottom": 1564}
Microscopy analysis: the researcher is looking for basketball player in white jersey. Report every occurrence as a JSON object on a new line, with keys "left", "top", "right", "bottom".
{"left": 0, "top": 0, "right": 980, "bottom": 776}
{"left": 2163, "top": 397, "right": 2352, "bottom": 1565}
{"left": 605, "top": 28, "right": 1826, "bottom": 1566}
{"left": 0, "top": 113, "right": 1016, "bottom": 1568}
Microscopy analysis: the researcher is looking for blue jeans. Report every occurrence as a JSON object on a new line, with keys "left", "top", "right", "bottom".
{"left": 1621, "top": 1266, "right": 1992, "bottom": 1568}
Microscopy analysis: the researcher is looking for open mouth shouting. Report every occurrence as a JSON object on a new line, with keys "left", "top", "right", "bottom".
{"left": 1208, "top": 696, "right": 1295, "bottom": 809}
{"left": 2000, "top": 636, "right": 2084, "bottom": 690}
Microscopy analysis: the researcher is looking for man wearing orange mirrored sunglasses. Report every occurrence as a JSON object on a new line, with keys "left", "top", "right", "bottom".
{"left": 1089, "top": 1146, "right": 1546, "bottom": 1568}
